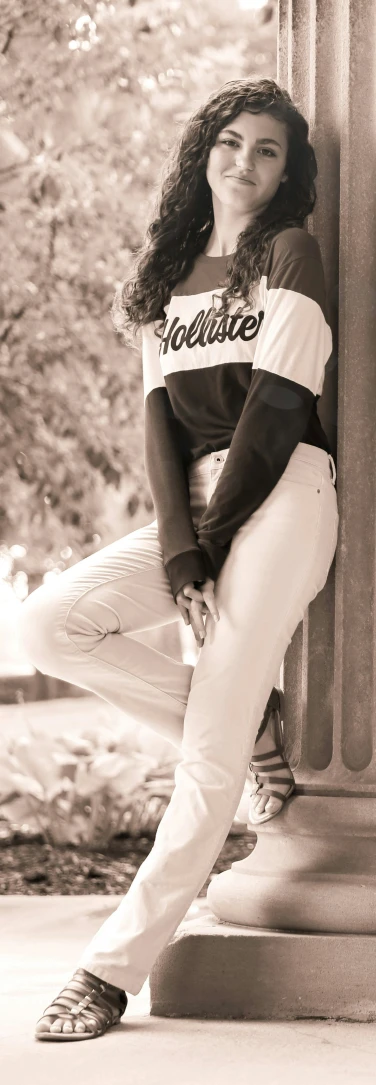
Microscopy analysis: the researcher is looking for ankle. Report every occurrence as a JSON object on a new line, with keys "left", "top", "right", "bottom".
{"left": 80, "top": 968, "right": 126, "bottom": 999}
{"left": 253, "top": 726, "right": 276, "bottom": 755}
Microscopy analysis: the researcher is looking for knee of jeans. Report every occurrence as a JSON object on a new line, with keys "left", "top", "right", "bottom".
{"left": 17, "top": 586, "right": 68, "bottom": 675}
{"left": 176, "top": 752, "right": 245, "bottom": 800}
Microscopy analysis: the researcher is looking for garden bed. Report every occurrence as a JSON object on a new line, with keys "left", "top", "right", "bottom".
{"left": 0, "top": 828, "right": 256, "bottom": 896}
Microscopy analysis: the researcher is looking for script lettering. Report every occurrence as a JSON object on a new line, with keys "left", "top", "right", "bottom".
{"left": 159, "top": 306, "right": 264, "bottom": 355}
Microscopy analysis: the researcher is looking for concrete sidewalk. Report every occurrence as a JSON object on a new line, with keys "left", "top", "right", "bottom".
{"left": 2, "top": 895, "right": 376, "bottom": 1084}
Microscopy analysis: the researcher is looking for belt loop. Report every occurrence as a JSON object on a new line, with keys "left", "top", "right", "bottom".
{"left": 328, "top": 453, "right": 336, "bottom": 486}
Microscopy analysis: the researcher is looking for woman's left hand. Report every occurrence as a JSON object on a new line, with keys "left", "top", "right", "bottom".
{"left": 175, "top": 578, "right": 219, "bottom": 646}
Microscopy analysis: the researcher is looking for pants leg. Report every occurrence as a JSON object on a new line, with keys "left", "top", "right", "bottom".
{"left": 18, "top": 519, "right": 192, "bottom": 750}
{"left": 18, "top": 442, "right": 339, "bottom": 995}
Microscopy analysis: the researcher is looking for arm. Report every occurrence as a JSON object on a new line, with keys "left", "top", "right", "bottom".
{"left": 195, "top": 232, "right": 333, "bottom": 581}
{"left": 142, "top": 321, "right": 206, "bottom": 601}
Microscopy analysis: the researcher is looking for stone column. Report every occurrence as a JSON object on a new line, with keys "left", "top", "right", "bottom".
{"left": 149, "top": 0, "right": 376, "bottom": 1020}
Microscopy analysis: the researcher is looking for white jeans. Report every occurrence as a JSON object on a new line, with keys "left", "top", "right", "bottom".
{"left": 18, "top": 441, "right": 339, "bottom": 995}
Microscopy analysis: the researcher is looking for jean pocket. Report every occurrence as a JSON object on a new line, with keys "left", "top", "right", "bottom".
{"left": 279, "top": 460, "right": 324, "bottom": 490}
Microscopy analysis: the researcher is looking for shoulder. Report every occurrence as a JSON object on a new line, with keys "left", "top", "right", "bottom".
{"left": 262, "top": 227, "right": 329, "bottom": 317}
{"left": 269, "top": 227, "right": 321, "bottom": 265}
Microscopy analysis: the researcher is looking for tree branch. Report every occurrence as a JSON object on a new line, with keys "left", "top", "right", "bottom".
{"left": 1, "top": 27, "right": 15, "bottom": 55}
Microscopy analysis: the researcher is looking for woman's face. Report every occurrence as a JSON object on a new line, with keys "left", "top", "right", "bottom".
{"left": 206, "top": 109, "right": 289, "bottom": 217}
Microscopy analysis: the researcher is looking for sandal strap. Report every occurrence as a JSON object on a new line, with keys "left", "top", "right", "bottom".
{"left": 42, "top": 994, "right": 113, "bottom": 1031}
{"left": 252, "top": 784, "right": 295, "bottom": 802}
{"left": 254, "top": 687, "right": 283, "bottom": 743}
{"left": 73, "top": 969, "right": 127, "bottom": 1011}
{"left": 252, "top": 775, "right": 294, "bottom": 786}
{"left": 42, "top": 971, "right": 126, "bottom": 1029}
{"left": 41, "top": 1001, "right": 112, "bottom": 1031}
{"left": 250, "top": 762, "right": 291, "bottom": 775}
{"left": 250, "top": 746, "right": 284, "bottom": 763}
{"left": 42, "top": 1003, "right": 113, "bottom": 1030}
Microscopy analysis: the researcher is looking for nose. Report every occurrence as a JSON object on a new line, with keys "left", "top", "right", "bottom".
{"left": 234, "top": 148, "right": 255, "bottom": 173}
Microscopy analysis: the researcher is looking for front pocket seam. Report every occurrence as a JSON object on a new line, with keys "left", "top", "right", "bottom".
{"left": 280, "top": 474, "right": 323, "bottom": 489}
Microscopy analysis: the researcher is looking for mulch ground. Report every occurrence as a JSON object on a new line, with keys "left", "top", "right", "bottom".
{"left": 0, "top": 830, "right": 256, "bottom": 896}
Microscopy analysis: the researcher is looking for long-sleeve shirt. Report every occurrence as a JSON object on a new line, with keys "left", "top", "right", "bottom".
{"left": 142, "top": 226, "right": 333, "bottom": 603}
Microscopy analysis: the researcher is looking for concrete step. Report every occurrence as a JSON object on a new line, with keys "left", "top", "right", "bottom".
{"left": 2, "top": 894, "right": 376, "bottom": 1083}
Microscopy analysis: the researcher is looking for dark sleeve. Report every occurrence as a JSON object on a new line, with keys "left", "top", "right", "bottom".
{"left": 142, "top": 321, "right": 206, "bottom": 601}
{"left": 194, "top": 235, "right": 333, "bottom": 581}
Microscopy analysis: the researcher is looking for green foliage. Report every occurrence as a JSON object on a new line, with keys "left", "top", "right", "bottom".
{"left": 0, "top": 717, "right": 173, "bottom": 845}
{"left": 0, "top": 0, "right": 277, "bottom": 586}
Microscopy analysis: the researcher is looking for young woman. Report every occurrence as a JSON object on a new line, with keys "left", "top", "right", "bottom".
{"left": 19, "top": 76, "right": 339, "bottom": 1041}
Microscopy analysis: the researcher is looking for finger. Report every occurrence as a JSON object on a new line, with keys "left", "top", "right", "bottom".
{"left": 176, "top": 602, "right": 191, "bottom": 625}
{"left": 202, "top": 590, "right": 220, "bottom": 623}
{"left": 183, "top": 586, "right": 205, "bottom": 602}
{"left": 192, "top": 625, "right": 205, "bottom": 647}
{"left": 189, "top": 600, "right": 207, "bottom": 644}
{"left": 185, "top": 610, "right": 205, "bottom": 646}
{"left": 175, "top": 594, "right": 191, "bottom": 618}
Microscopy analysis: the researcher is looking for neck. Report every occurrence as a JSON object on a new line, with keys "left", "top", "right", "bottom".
{"left": 203, "top": 197, "right": 257, "bottom": 257}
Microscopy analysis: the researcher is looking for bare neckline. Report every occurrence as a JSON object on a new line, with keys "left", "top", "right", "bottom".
{"left": 199, "top": 251, "right": 232, "bottom": 260}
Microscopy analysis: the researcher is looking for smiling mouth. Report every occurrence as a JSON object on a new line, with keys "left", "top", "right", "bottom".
{"left": 227, "top": 176, "right": 255, "bottom": 185}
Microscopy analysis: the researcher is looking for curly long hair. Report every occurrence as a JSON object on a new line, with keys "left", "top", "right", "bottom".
{"left": 112, "top": 77, "right": 318, "bottom": 342}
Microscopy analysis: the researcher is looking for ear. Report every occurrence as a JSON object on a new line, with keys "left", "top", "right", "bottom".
{"left": 280, "top": 173, "right": 288, "bottom": 183}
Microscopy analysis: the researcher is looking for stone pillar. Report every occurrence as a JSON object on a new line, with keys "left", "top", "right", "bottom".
{"left": 149, "top": 0, "right": 376, "bottom": 1020}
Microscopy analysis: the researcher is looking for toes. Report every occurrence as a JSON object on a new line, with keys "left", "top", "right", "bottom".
{"left": 265, "top": 798, "right": 281, "bottom": 813}
{"left": 252, "top": 797, "right": 267, "bottom": 813}
{"left": 250, "top": 795, "right": 282, "bottom": 817}
{"left": 50, "top": 1019, "right": 63, "bottom": 1033}
{"left": 36, "top": 1015, "right": 90, "bottom": 1035}
{"left": 78, "top": 1015, "right": 96, "bottom": 1031}
{"left": 36, "top": 1017, "right": 53, "bottom": 1034}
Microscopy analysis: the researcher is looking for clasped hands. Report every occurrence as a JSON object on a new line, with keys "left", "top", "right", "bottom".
{"left": 175, "top": 578, "right": 220, "bottom": 647}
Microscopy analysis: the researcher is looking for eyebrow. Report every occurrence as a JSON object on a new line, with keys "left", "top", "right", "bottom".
{"left": 220, "top": 128, "right": 282, "bottom": 149}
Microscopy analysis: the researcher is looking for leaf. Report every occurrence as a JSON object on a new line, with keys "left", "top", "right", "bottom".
{"left": 7, "top": 736, "right": 62, "bottom": 791}
{"left": 74, "top": 763, "right": 105, "bottom": 798}
{"left": 46, "top": 777, "right": 73, "bottom": 802}
{"left": 0, "top": 795, "right": 39, "bottom": 827}
{"left": 90, "top": 752, "right": 129, "bottom": 778}
{"left": 56, "top": 734, "right": 93, "bottom": 756}
{"left": 9, "top": 773, "right": 45, "bottom": 801}
{"left": 54, "top": 798, "right": 72, "bottom": 814}
{"left": 52, "top": 751, "right": 79, "bottom": 767}
{"left": 0, "top": 754, "right": 18, "bottom": 799}
{"left": 107, "top": 762, "right": 150, "bottom": 798}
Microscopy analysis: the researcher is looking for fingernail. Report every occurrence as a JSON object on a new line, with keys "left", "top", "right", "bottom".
{"left": 214, "top": 615, "right": 219, "bottom": 623}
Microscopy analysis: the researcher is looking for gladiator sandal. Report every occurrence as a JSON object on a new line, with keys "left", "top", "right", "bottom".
{"left": 249, "top": 687, "right": 295, "bottom": 825}
{"left": 35, "top": 967, "right": 128, "bottom": 1041}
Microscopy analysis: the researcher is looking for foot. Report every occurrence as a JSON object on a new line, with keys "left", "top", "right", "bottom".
{"left": 249, "top": 706, "right": 294, "bottom": 820}
{"left": 35, "top": 968, "right": 127, "bottom": 1040}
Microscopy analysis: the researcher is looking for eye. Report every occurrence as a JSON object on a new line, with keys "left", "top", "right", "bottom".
{"left": 219, "top": 140, "right": 276, "bottom": 157}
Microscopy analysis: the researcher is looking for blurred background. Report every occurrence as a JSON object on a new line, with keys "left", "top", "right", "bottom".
{"left": 0, "top": 0, "right": 278, "bottom": 702}
{"left": 0, "top": 0, "right": 280, "bottom": 877}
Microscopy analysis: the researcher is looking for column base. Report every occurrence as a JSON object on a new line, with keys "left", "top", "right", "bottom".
{"left": 206, "top": 796, "right": 376, "bottom": 933}
{"left": 149, "top": 913, "right": 376, "bottom": 1020}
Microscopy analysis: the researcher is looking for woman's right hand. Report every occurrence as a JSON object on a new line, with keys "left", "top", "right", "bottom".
{"left": 175, "top": 578, "right": 220, "bottom": 647}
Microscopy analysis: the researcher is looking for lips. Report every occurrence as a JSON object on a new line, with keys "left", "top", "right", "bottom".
{"left": 227, "top": 176, "right": 255, "bottom": 185}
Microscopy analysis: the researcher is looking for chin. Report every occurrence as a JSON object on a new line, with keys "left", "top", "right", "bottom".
{"left": 220, "top": 189, "right": 255, "bottom": 208}
{"left": 231, "top": 196, "right": 257, "bottom": 211}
